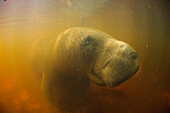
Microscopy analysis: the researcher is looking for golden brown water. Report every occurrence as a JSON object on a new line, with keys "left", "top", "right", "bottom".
{"left": 0, "top": 0, "right": 169, "bottom": 113}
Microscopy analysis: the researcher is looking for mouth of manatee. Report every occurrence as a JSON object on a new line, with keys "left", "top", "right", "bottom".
{"left": 91, "top": 57, "right": 139, "bottom": 87}
{"left": 91, "top": 57, "right": 113, "bottom": 87}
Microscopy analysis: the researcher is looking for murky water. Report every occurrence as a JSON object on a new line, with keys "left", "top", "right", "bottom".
{"left": 0, "top": 0, "right": 169, "bottom": 113}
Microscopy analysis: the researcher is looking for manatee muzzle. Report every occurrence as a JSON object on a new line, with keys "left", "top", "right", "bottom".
{"left": 91, "top": 41, "right": 139, "bottom": 87}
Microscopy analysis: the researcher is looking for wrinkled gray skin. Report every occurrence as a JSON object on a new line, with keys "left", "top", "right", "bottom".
{"left": 30, "top": 27, "right": 139, "bottom": 111}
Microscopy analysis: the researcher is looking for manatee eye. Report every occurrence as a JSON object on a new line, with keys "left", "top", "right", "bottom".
{"left": 81, "top": 36, "right": 98, "bottom": 57}
{"left": 85, "top": 41, "right": 89, "bottom": 45}
{"left": 82, "top": 36, "right": 96, "bottom": 47}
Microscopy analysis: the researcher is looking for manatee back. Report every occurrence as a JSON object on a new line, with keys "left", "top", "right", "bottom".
{"left": 30, "top": 36, "right": 57, "bottom": 77}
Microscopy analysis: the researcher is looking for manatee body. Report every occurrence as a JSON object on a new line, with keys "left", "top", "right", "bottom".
{"left": 30, "top": 27, "right": 139, "bottom": 111}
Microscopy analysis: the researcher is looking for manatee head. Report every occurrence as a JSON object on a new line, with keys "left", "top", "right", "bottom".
{"left": 89, "top": 38, "right": 139, "bottom": 87}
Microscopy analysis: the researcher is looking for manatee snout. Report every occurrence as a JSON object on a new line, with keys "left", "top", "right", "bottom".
{"left": 119, "top": 42, "right": 138, "bottom": 61}
{"left": 92, "top": 40, "right": 139, "bottom": 87}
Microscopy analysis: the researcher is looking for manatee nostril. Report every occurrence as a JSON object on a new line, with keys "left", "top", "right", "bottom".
{"left": 130, "top": 52, "right": 138, "bottom": 60}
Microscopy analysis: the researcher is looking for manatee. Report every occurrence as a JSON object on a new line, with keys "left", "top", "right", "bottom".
{"left": 30, "top": 27, "right": 139, "bottom": 111}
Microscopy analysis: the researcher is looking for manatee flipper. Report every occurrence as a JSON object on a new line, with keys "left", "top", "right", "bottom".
{"left": 42, "top": 72, "right": 90, "bottom": 112}
{"left": 41, "top": 73, "right": 56, "bottom": 104}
